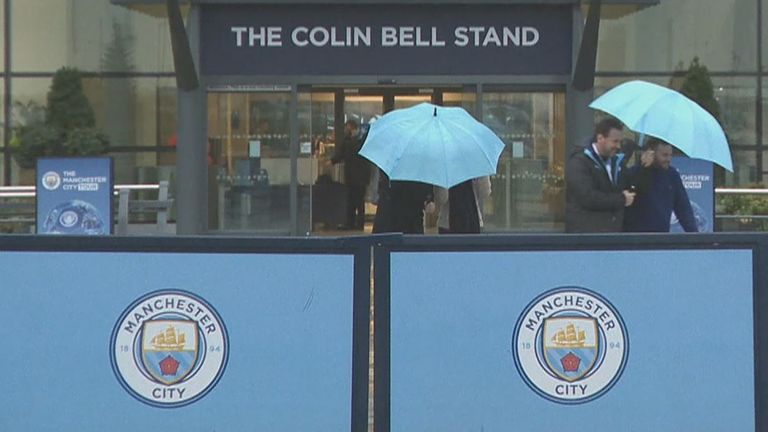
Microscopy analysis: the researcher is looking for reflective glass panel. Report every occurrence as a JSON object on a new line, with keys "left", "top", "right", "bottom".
{"left": 713, "top": 77, "right": 758, "bottom": 147}
{"left": 208, "top": 91, "right": 292, "bottom": 234}
{"left": 298, "top": 91, "right": 336, "bottom": 234}
{"left": 598, "top": 0, "right": 757, "bottom": 72}
{"left": 11, "top": 77, "right": 176, "bottom": 184}
{"left": 0, "top": 2, "right": 4, "bottom": 72}
{"left": 394, "top": 95, "right": 430, "bottom": 110}
{"left": 443, "top": 90, "right": 477, "bottom": 118}
{"left": 726, "top": 150, "right": 760, "bottom": 186}
{"left": 764, "top": 0, "right": 768, "bottom": 73}
{"left": 764, "top": 83, "right": 768, "bottom": 150}
{"left": 345, "top": 95, "right": 383, "bottom": 127}
{"left": 11, "top": 0, "right": 176, "bottom": 72}
{"left": 482, "top": 91, "right": 566, "bottom": 232}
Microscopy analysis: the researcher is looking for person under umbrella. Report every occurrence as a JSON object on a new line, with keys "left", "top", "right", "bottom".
{"left": 589, "top": 80, "right": 733, "bottom": 172}
{"left": 360, "top": 103, "right": 504, "bottom": 234}
{"left": 332, "top": 120, "right": 371, "bottom": 230}
{"left": 623, "top": 137, "right": 698, "bottom": 233}
{"left": 434, "top": 177, "right": 491, "bottom": 234}
{"left": 565, "top": 118, "right": 636, "bottom": 233}
{"left": 372, "top": 169, "right": 433, "bottom": 235}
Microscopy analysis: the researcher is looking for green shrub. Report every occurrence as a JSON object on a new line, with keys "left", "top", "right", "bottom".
{"left": 717, "top": 185, "right": 768, "bottom": 231}
{"left": 12, "top": 67, "right": 109, "bottom": 169}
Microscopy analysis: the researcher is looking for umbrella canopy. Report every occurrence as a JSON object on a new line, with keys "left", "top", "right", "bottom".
{"left": 589, "top": 80, "right": 733, "bottom": 171}
{"left": 358, "top": 103, "right": 505, "bottom": 188}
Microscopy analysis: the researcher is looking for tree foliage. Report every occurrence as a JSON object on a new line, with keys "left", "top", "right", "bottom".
{"left": 12, "top": 67, "right": 109, "bottom": 168}
{"left": 680, "top": 57, "right": 721, "bottom": 120}
{"left": 46, "top": 67, "right": 96, "bottom": 131}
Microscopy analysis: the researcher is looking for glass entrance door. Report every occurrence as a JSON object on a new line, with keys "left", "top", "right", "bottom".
{"left": 299, "top": 88, "right": 437, "bottom": 235}
{"left": 207, "top": 86, "right": 565, "bottom": 235}
{"left": 208, "top": 90, "right": 292, "bottom": 233}
{"left": 481, "top": 90, "right": 566, "bottom": 232}
{"left": 297, "top": 92, "right": 385, "bottom": 234}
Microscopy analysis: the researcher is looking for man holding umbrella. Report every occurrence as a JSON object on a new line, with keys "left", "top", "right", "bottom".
{"left": 622, "top": 138, "right": 698, "bottom": 232}
{"left": 565, "top": 118, "right": 636, "bottom": 233}
{"left": 586, "top": 80, "right": 734, "bottom": 233}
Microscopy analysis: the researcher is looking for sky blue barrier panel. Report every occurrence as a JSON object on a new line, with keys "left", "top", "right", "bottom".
{"left": 0, "top": 250, "right": 354, "bottom": 431}
{"left": 36, "top": 157, "right": 114, "bottom": 235}
{"left": 389, "top": 249, "right": 754, "bottom": 431}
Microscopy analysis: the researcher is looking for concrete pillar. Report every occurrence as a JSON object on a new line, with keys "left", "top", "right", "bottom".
{"left": 175, "top": 5, "right": 208, "bottom": 235}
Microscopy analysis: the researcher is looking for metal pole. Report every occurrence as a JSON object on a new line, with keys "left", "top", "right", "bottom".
{"left": 756, "top": 0, "right": 764, "bottom": 182}
{"left": 290, "top": 85, "right": 299, "bottom": 236}
{"left": 4, "top": 0, "right": 11, "bottom": 186}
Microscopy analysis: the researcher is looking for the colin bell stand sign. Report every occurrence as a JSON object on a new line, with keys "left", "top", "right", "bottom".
{"left": 36, "top": 157, "right": 114, "bottom": 235}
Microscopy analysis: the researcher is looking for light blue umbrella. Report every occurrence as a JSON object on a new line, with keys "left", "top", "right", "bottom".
{"left": 358, "top": 103, "right": 505, "bottom": 188}
{"left": 589, "top": 80, "right": 733, "bottom": 171}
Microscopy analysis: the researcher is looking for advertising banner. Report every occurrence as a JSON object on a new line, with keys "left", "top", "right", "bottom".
{"left": 201, "top": 4, "right": 572, "bottom": 75}
{"left": 671, "top": 157, "right": 714, "bottom": 232}
{"left": 0, "top": 251, "right": 355, "bottom": 432}
{"left": 389, "top": 249, "right": 754, "bottom": 431}
{"left": 36, "top": 157, "right": 113, "bottom": 235}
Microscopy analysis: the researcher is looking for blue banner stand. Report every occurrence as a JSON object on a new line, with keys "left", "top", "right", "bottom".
{"left": 36, "top": 157, "right": 114, "bottom": 235}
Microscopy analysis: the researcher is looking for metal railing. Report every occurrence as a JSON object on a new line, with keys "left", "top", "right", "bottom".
{"left": 2, "top": 185, "right": 766, "bottom": 233}
{"left": 0, "top": 182, "right": 173, "bottom": 234}
{"left": 716, "top": 188, "right": 768, "bottom": 195}
{"left": 715, "top": 188, "right": 768, "bottom": 231}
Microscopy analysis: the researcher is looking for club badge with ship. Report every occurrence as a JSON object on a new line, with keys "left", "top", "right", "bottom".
{"left": 141, "top": 320, "right": 199, "bottom": 385}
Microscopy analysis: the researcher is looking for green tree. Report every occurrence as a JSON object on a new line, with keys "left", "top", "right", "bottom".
{"left": 679, "top": 57, "right": 726, "bottom": 187}
{"left": 680, "top": 57, "right": 721, "bottom": 120}
{"left": 101, "top": 20, "right": 136, "bottom": 148}
{"left": 13, "top": 67, "right": 109, "bottom": 169}
{"left": 46, "top": 67, "right": 96, "bottom": 131}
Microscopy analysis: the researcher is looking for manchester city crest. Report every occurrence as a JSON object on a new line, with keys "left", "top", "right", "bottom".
{"left": 41, "top": 171, "right": 61, "bottom": 190}
{"left": 141, "top": 320, "right": 199, "bottom": 385}
{"left": 512, "top": 286, "right": 628, "bottom": 404}
{"left": 110, "top": 290, "right": 229, "bottom": 408}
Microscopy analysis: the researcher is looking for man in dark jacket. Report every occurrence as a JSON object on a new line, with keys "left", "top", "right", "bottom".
{"left": 623, "top": 138, "right": 698, "bottom": 232}
{"left": 372, "top": 171, "right": 433, "bottom": 234}
{"left": 565, "top": 118, "right": 636, "bottom": 233}
{"left": 332, "top": 120, "right": 371, "bottom": 230}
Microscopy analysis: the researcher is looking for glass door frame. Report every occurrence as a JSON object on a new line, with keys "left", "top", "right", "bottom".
{"left": 206, "top": 83, "right": 567, "bottom": 235}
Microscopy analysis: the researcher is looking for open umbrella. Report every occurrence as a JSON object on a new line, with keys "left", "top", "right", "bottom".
{"left": 589, "top": 80, "right": 733, "bottom": 171}
{"left": 358, "top": 103, "right": 505, "bottom": 188}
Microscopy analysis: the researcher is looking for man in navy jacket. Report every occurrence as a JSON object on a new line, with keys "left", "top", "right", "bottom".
{"left": 623, "top": 138, "right": 698, "bottom": 232}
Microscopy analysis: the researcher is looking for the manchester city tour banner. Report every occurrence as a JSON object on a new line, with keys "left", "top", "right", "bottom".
{"left": 671, "top": 157, "right": 714, "bottom": 232}
{"left": 386, "top": 248, "right": 755, "bottom": 431}
{"left": 0, "top": 247, "right": 356, "bottom": 431}
{"left": 36, "top": 157, "right": 114, "bottom": 235}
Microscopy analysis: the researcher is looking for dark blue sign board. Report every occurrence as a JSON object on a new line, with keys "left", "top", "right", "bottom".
{"left": 201, "top": 4, "right": 573, "bottom": 75}
{"left": 0, "top": 236, "right": 370, "bottom": 432}
{"left": 36, "top": 157, "right": 114, "bottom": 235}
{"left": 374, "top": 234, "right": 768, "bottom": 432}
{"left": 671, "top": 157, "right": 714, "bottom": 232}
